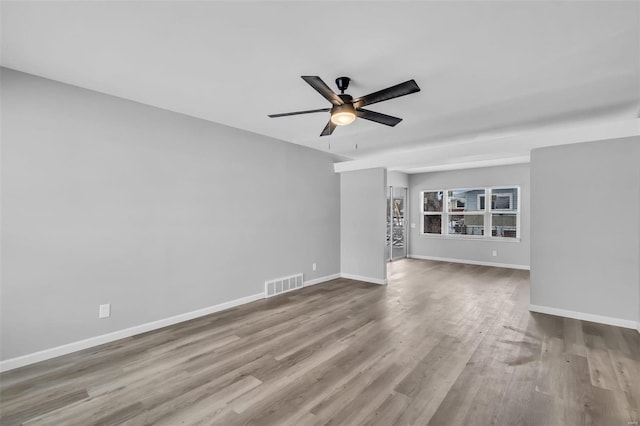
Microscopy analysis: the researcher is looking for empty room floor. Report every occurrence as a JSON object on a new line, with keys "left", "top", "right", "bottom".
{"left": 1, "top": 259, "right": 638, "bottom": 425}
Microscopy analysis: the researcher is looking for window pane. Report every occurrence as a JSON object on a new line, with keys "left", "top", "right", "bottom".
{"left": 448, "top": 189, "right": 485, "bottom": 212}
{"left": 447, "top": 214, "right": 484, "bottom": 235}
{"left": 423, "top": 215, "right": 442, "bottom": 234}
{"left": 423, "top": 191, "right": 443, "bottom": 212}
{"left": 492, "top": 214, "right": 517, "bottom": 238}
{"left": 491, "top": 188, "right": 518, "bottom": 211}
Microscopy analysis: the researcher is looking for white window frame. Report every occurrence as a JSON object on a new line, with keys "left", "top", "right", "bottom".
{"left": 488, "top": 187, "right": 520, "bottom": 239}
{"left": 421, "top": 190, "right": 445, "bottom": 235}
{"left": 420, "top": 186, "right": 520, "bottom": 242}
{"left": 446, "top": 188, "right": 486, "bottom": 238}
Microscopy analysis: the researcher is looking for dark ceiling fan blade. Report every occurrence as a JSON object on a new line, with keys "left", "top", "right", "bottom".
{"left": 320, "top": 120, "right": 337, "bottom": 136}
{"left": 352, "top": 79, "right": 420, "bottom": 109}
{"left": 301, "top": 76, "right": 344, "bottom": 106}
{"left": 356, "top": 109, "right": 403, "bottom": 127}
{"left": 268, "top": 108, "right": 330, "bottom": 118}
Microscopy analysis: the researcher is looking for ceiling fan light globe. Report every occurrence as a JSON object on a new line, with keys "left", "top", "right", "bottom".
{"left": 330, "top": 103, "right": 357, "bottom": 126}
{"left": 331, "top": 111, "right": 356, "bottom": 126}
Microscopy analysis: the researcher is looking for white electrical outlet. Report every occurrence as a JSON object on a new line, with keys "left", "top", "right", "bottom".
{"left": 99, "top": 303, "right": 111, "bottom": 318}
{"left": 492, "top": 250, "right": 498, "bottom": 257}
{"left": 410, "top": 223, "right": 416, "bottom": 228}
{"left": 312, "top": 263, "right": 317, "bottom": 271}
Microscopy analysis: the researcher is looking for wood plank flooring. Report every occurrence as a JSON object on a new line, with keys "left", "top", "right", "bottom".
{"left": 1, "top": 259, "right": 639, "bottom": 425}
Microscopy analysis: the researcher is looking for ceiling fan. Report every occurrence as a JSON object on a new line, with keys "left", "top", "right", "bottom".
{"left": 268, "top": 76, "right": 420, "bottom": 136}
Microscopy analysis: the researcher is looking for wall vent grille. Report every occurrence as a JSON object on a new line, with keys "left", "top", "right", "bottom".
{"left": 265, "top": 273, "right": 304, "bottom": 298}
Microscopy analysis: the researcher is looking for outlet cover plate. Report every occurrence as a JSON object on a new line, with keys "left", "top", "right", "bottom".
{"left": 99, "top": 303, "right": 111, "bottom": 318}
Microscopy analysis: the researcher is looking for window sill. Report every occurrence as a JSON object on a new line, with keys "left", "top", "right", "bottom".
{"left": 418, "top": 234, "right": 521, "bottom": 243}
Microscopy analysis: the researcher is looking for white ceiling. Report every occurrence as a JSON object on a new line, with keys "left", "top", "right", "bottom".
{"left": 2, "top": 1, "right": 639, "bottom": 172}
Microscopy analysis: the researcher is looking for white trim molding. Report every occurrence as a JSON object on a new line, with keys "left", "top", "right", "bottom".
{"left": 0, "top": 292, "right": 264, "bottom": 372}
{"left": 408, "top": 254, "right": 530, "bottom": 270}
{"left": 304, "top": 273, "right": 342, "bottom": 287}
{"left": 529, "top": 304, "right": 639, "bottom": 330}
{"left": 340, "top": 273, "right": 387, "bottom": 285}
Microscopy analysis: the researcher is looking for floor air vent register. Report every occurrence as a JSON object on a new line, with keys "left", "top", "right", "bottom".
{"left": 265, "top": 273, "right": 304, "bottom": 298}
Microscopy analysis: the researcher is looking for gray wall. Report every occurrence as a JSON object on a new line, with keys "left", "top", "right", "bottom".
{"left": 1, "top": 69, "right": 341, "bottom": 360}
{"left": 408, "top": 164, "right": 530, "bottom": 267}
{"left": 387, "top": 171, "right": 409, "bottom": 188}
{"left": 530, "top": 137, "right": 640, "bottom": 324}
{"left": 340, "top": 168, "right": 387, "bottom": 283}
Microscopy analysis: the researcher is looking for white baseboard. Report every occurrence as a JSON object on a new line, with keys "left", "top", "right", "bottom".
{"left": 0, "top": 273, "right": 348, "bottom": 372}
{"left": 0, "top": 271, "right": 385, "bottom": 372}
{"left": 529, "top": 304, "right": 639, "bottom": 330}
{"left": 340, "top": 273, "right": 387, "bottom": 285}
{"left": 0, "top": 292, "right": 264, "bottom": 373}
{"left": 408, "top": 254, "right": 530, "bottom": 271}
{"left": 304, "top": 273, "right": 342, "bottom": 287}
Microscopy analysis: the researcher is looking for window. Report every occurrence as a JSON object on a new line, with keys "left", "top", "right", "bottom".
{"left": 422, "top": 191, "right": 443, "bottom": 234}
{"left": 478, "top": 193, "right": 513, "bottom": 210}
{"left": 421, "top": 187, "right": 520, "bottom": 240}
{"left": 489, "top": 187, "right": 518, "bottom": 238}
{"left": 448, "top": 214, "right": 484, "bottom": 236}
{"left": 447, "top": 189, "right": 485, "bottom": 236}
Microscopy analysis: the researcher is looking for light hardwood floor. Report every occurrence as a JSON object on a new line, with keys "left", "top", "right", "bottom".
{"left": 1, "top": 259, "right": 639, "bottom": 425}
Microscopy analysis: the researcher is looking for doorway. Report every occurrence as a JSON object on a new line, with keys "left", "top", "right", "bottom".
{"left": 386, "top": 186, "right": 408, "bottom": 261}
